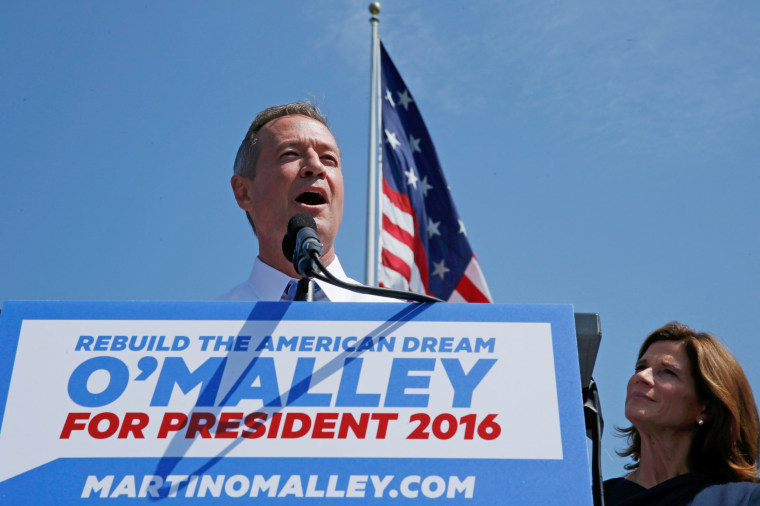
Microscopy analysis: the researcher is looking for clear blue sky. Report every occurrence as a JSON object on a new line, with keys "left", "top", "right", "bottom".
{"left": 2, "top": 0, "right": 759, "bottom": 481}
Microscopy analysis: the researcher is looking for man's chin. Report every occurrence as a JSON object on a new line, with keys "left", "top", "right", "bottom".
{"left": 312, "top": 212, "right": 339, "bottom": 232}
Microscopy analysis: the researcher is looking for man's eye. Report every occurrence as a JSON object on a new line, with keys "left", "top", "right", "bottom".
{"left": 321, "top": 156, "right": 338, "bottom": 166}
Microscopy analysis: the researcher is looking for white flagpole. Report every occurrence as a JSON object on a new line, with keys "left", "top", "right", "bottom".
{"left": 365, "top": 2, "right": 382, "bottom": 286}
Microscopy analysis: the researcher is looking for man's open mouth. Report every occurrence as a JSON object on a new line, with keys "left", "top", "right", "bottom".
{"left": 295, "top": 191, "right": 326, "bottom": 206}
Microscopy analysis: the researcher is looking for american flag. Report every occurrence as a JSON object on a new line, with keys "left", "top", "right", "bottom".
{"left": 377, "top": 42, "right": 492, "bottom": 303}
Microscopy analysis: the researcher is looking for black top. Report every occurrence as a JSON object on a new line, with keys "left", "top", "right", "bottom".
{"left": 604, "top": 473, "right": 760, "bottom": 506}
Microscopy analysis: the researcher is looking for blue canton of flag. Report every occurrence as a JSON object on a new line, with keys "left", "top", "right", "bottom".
{"left": 378, "top": 42, "right": 492, "bottom": 302}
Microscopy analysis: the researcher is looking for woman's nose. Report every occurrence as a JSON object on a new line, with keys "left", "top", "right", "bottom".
{"left": 634, "top": 368, "right": 654, "bottom": 385}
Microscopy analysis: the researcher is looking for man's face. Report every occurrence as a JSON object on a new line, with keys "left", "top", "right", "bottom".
{"left": 240, "top": 114, "right": 344, "bottom": 269}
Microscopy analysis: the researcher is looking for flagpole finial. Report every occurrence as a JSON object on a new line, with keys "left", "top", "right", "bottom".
{"left": 369, "top": 2, "right": 381, "bottom": 16}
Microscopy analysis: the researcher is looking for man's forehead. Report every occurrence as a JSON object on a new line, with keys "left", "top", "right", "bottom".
{"left": 261, "top": 114, "right": 335, "bottom": 141}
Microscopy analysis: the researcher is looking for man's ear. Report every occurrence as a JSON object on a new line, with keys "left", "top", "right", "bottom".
{"left": 231, "top": 175, "right": 254, "bottom": 211}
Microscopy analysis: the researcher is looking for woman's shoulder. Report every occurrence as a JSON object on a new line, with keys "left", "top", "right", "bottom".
{"left": 689, "top": 480, "right": 760, "bottom": 506}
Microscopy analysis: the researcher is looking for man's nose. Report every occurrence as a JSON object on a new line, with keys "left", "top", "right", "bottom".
{"left": 300, "top": 150, "right": 326, "bottom": 178}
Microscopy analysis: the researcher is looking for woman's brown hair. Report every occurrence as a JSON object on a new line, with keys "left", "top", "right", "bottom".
{"left": 618, "top": 322, "right": 760, "bottom": 482}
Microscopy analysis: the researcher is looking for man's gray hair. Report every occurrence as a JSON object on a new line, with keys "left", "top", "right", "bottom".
{"left": 233, "top": 101, "right": 330, "bottom": 179}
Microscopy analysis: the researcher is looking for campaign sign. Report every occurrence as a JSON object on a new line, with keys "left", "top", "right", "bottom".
{"left": 0, "top": 301, "right": 591, "bottom": 505}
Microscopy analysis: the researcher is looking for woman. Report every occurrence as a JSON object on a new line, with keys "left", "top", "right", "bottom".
{"left": 604, "top": 322, "right": 760, "bottom": 505}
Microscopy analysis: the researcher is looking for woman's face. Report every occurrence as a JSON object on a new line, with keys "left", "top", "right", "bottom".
{"left": 625, "top": 340, "right": 706, "bottom": 434}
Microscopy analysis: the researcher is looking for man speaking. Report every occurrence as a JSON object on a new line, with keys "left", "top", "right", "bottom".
{"left": 218, "top": 101, "right": 386, "bottom": 302}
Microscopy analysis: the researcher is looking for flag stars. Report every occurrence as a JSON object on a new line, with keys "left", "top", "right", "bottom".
{"left": 385, "top": 129, "right": 401, "bottom": 150}
{"left": 421, "top": 176, "right": 433, "bottom": 197}
{"left": 397, "top": 89, "right": 413, "bottom": 110}
{"left": 405, "top": 167, "right": 419, "bottom": 189}
{"left": 432, "top": 259, "right": 450, "bottom": 280}
{"left": 408, "top": 134, "right": 422, "bottom": 153}
{"left": 385, "top": 88, "right": 396, "bottom": 107}
{"left": 458, "top": 220, "right": 467, "bottom": 235}
{"left": 427, "top": 218, "right": 441, "bottom": 239}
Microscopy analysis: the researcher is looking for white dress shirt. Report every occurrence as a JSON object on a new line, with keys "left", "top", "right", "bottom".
{"left": 217, "top": 256, "right": 390, "bottom": 302}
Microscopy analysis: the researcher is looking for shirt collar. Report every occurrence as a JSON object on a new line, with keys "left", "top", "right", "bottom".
{"left": 248, "top": 256, "right": 352, "bottom": 302}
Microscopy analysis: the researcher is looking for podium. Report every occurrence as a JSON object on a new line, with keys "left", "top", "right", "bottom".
{"left": 0, "top": 301, "right": 593, "bottom": 505}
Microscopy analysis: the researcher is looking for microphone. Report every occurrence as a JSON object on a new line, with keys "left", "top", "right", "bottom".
{"left": 282, "top": 213, "right": 323, "bottom": 278}
{"left": 281, "top": 213, "right": 442, "bottom": 303}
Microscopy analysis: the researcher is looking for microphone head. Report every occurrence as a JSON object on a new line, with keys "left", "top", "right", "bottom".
{"left": 282, "top": 213, "right": 318, "bottom": 261}
{"left": 288, "top": 213, "right": 318, "bottom": 236}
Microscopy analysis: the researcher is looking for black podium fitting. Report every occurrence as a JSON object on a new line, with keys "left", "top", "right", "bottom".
{"left": 574, "top": 312, "right": 604, "bottom": 506}
{"left": 293, "top": 278, "right": 315, "bottom": 301}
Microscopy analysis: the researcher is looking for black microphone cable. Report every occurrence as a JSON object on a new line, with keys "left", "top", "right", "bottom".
{"left": 309, "top": 251, "right": 443, "bottom": 303}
